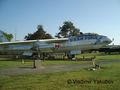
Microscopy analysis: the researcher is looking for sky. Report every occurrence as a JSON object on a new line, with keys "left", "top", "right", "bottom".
{"left": 0, "top": 0, "right": 120, "bottom": 44}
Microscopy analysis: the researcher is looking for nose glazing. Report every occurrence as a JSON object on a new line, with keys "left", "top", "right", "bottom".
{"left": 102, "top": 36, "right": 112, "bottom": 44}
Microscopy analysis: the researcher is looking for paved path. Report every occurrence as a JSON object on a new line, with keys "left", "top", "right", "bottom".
{"left": 0, "top": 60, "right": 120, "bottom": 75}
{"left": 0, "top": 64, "right": 93, "bottom": 75}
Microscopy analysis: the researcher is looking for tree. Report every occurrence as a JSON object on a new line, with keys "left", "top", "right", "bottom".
{"left": 3, "top": 32, "right": 13, "bottom": 41}
{"left": 55, "top": 21, "right": 82, "bottom": 38}
{"left": 24, "top": 33, "right": 32, "bottom": 40}
{"left": 25, "top": 25, "right": 53, "bottom": 40}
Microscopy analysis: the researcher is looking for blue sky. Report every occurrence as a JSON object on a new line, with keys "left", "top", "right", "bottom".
{"left": 0, "top": 0, "right": 120, "bottom": 44}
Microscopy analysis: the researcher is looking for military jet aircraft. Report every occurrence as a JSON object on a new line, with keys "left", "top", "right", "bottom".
{"left": 0, "top": 30, "right": 111, "bottom": 59}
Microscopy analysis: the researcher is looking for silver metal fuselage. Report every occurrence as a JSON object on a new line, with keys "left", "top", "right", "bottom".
{"left": 0, "top": 34, "right": 111, "bottom": 55}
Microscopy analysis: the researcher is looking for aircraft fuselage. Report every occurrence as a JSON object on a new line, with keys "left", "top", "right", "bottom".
{"left": 0, "top": 34, "right": 111, "bottom": 56}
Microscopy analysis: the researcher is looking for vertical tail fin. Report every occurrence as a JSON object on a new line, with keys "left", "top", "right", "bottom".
{"left": 0, "top": 30, "right": 9, "bottom": 42}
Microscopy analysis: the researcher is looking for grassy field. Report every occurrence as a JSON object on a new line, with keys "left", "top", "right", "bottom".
{"left": 0, "top": 60, "right": 32, "bottom": 69}
{"left": 0, "top": 53, "right": 120, "bottom": 90}
{"left": 0, "top": 63, "right": 120, "bottom": 90}
{"left": 0, "top": 59, "right": 93, "bottom": 69}
{"left": 0, "top": 53, "right": 120, "bottom": 69}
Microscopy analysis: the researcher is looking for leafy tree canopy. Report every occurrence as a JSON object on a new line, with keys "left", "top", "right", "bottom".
{"left": 3, "top": 32, "right": 13, "bottom": 41}
{"left": 55, "top": 21, "right": 83, "bottom": 38}
{"left": 24, "top": 25, "right": 53, "bottom": 40}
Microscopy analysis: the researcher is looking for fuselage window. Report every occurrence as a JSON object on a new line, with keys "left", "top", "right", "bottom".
{"left": 93, "top": 36, "right": 97, "bottom": 39}
{"left": 74, "top": 38, "right": 77, "bottom": 41}
{"left": 70, "top": 39, "right": 73, "bottom": 42}
{"left": 85, "top": 36, "right": 88, "bottom": 40}
{"left": 88, "top": 36, "right": 93, "bottom": 40}
{"left": 78, "top": 37, "right": 83, "bottom": 40}
{"left": 77, "top": 37, "right": 80, "bottom": 41}
{"left": 81, "top": 37, "right": 83, "bottom": 40}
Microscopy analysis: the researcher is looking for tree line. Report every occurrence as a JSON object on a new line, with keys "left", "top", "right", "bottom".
{"left": 25, "top": 21, "right": 83, "bottom": 40}
{"left": 4, "top": 21, "right": 83, "bottom": 41}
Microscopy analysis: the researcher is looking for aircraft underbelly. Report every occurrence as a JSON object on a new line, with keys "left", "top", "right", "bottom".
{"left": 51, "top": 44, "right": 93, "bottom": 52}
{"left": 50, "top": 44, "right": 106, "bottom": 53}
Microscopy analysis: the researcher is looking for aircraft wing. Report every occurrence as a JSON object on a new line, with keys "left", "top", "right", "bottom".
{"left": 0, "top": 29, "right": 69, "bottom": 45}
{"left": 44, "top": 38, "right": 68, "bottom": 43}
{"left": 0, "top": 38, "right": 69, "bottom": 45}
{"left": 0, "top": 40, "right": 37, "bottom": 45}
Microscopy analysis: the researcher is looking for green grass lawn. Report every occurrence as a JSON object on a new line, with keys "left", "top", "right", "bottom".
{"left": 0, "top": 53, "right": 120, "bottom": 90}
{"left": 76, "top": 53, "right": 120, "bottom": 60}
{"left": 0, "top": 60, "right": 32, "bottom": 69}
{"left": 0, "top": 62, "right": 120, "bottom": 90}
{"left": 0, "top": 53, "right": 120, "bottom": 69}
{"left": 0, "top": 59, "right": 93, "bottom": 69}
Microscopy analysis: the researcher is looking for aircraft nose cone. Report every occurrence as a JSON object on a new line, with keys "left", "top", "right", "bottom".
{"left": 109, "top": 39, "right": 112, "bottom": 43}
{"left": 104, "top": 38, "right": 112, "bottom": 44}
{"left": 107, "top": 38, "right": 112, "bottom": 43}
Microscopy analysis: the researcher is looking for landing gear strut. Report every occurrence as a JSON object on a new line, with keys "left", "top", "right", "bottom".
{"left": 67, "top": 54, "right": 75, "bottom": 60}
